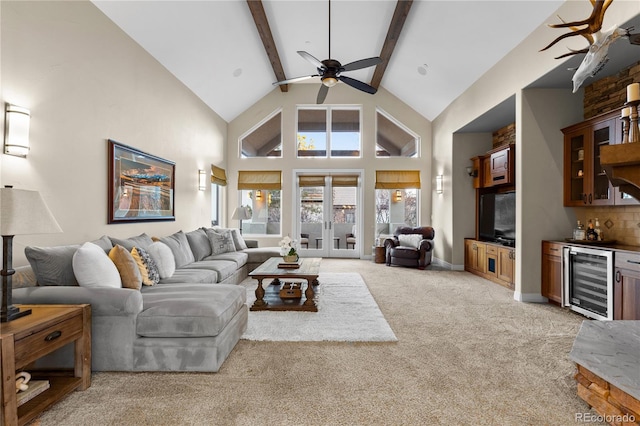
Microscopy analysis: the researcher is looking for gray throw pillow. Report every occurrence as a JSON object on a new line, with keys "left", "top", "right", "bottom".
{"left": 206, "top": 229, "right": 236, "bottom": 255}
{"left": 186, "top": 228, "right": 212, "bottom": 261}
{"left": 230, "top": 228, "right": 248, "bottom": 251}
{"left": 109, "top": 233, "right": 154, "bottom": 251}
{"left": 25, "top": 244, "right": 81, "bottom": 286}
{"left": 158, "top": 230, "right": 195, "bottom": 268}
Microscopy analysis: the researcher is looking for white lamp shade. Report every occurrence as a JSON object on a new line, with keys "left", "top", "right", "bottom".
{"left": 4, "top": 104, "right": 30, "bottom": 157}
{"left": 232, "top": 206, "right": 251, "bottom": 220}
{"left": 0, "top": 187, "right": 62, "bottom": 236}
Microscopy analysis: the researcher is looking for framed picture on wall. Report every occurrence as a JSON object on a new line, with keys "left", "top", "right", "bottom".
{"left": 108, "top": 139, "right": 175, "bottom": 223}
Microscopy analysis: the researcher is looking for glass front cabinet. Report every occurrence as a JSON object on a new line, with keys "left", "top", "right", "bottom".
{"left": 562, "top": 109, "right": 637, "bottom": 207}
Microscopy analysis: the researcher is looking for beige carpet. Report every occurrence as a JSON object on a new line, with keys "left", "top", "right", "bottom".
{"left": 32, "top": 259, "right": 604, "bottom": 426}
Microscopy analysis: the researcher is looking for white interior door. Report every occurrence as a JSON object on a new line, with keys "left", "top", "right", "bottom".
{"left": 296, "top": 171, "right": 360, "bottom": 258}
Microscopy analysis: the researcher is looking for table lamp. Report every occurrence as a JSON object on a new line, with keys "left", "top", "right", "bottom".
{"left": 1, "top": 186, "right": 62, "bottom": 322}
{"left": 231, "top": 206, "right": 251, "bottom": 234}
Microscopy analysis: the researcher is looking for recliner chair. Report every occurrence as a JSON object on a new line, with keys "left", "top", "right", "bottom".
{"left": 384, "top": 226, "right": 435, "bottom": 270}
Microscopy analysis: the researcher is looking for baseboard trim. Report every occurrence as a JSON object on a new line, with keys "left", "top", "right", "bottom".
{"left": 431, "top": 257, "right": 464, "bottom": 271}
{"left": 514, "top": 292, "right": 548, "bottom": 303}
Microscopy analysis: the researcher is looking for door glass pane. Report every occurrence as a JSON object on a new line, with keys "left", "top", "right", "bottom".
{"left": 570, "top": 134, "right": 585, "bottom": 203}
{"left": 332, "top": 186, "right": 357, "bottom": 250}
{"left": 240, "top": 111, "right": 282, "bottom": 158}
{"left": 592, "top": 127, "right": 611, "bottom": 202}
{"left": 297, "top": 109, "right": 327, "bottom": 157}
{"left": 300, "top": 186, "right": 324, "bottom": 249}
{"left": 331, "top": 109, "right": 360, "bottom": 157}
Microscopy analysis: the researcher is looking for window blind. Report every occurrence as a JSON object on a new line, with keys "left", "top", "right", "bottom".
{"left": 375, "top": 170, "right": 421, "bottom": 189}
{"left": 237, "top": 170, "right": 282, "bottom": 190}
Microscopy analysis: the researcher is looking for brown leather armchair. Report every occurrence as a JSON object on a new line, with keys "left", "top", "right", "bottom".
{"left": 384, "top": 226, "right": 435, "bottom": 270}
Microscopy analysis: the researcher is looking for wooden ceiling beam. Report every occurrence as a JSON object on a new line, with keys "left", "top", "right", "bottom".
{"left": 247, "top": 0, "right": 288, "bottom": 92}
{"left": 370, "top": 0, "right": 413, "bottom": 90}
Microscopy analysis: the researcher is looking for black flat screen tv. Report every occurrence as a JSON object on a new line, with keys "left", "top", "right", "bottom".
{"left": 479, "top": 191, "right": 516, "bottom": 245}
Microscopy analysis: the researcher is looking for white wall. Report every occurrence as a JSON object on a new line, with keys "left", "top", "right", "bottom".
{"left": 450, "top": 132, "right": 492, "bottom": 268}
{"left": 432, "top": 1, "right": 640, "bottom": 285}
{"left": 227, "top": 83, "right": 432, "bottom": 255}
{"left": 1, "top": 1, "right": 228, "bottom": 266}
{"left": 515, "top": 88, "right": 583, "bottom": 301}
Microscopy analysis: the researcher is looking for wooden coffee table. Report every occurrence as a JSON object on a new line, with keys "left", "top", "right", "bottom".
{"left": 249, "top": 257, "right": 321, "bottom": 312}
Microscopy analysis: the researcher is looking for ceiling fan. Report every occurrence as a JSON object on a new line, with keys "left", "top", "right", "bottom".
{"left": 272, "top": 0, "right": 382, "bottom": 104}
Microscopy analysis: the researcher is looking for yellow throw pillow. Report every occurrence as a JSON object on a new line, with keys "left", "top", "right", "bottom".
{"left": 108, "top": 245, "right": 142, "bottom": 290}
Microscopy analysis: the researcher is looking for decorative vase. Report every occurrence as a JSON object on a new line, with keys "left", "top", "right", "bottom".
{"left": 283, "top": 254, "right": 299, "bottom": 263}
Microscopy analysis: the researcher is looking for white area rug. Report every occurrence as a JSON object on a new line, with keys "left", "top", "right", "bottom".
{"left": 241, "top": 272, "right": 398, "bottom": 342}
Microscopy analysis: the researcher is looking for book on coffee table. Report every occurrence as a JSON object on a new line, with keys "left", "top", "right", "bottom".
{"left": 278, "top": 260, "right": 301, "bottom": 269}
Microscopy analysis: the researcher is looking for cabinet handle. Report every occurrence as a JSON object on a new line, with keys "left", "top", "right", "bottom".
{"left": 588, "top": 193, "right": 592, "bottom": 204}
{"left": 582, "top": 193, "right": 587, "bottom": 204}
{"left": 615, "top": 270, "right": 621, "bottom": 283}
{"left": 45, "top": 330, "right": 62, "bottom": 342}
{"left": 550, "top": 248, "right": 559, "bottom": 252}
{"left": 627, "top": 259, "right": 640, "bottom": 265}
{"left": 503, "top": 161, "right": 508, "bottom": 170}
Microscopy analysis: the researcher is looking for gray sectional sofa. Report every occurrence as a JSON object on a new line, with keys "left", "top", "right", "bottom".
{"left": 13, "top": 227, "right": 280, "bottom": 372}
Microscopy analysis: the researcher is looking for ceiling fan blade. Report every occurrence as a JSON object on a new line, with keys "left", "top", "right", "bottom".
{"left": 338, "top": 75, "right": 377, "bottom": 94}
{"left": 316, "top": 84, "right": 329, "bottom": 104}
{"left": 341, "top": 57, "right": 382, "bottom": 72}
{"left": 273, "top": 75, "right": 318, "bottom": 86}
{"left": 298, "top": 51, "right": 325, "bottom": 70}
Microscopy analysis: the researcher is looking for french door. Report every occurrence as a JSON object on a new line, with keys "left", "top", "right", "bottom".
{"left": 295, "top": 171, "right": 361, "bottom": 258}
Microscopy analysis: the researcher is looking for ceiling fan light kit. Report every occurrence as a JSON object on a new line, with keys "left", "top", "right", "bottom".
{"left": 272, "top": 0, "right": 381, "bottom": 104}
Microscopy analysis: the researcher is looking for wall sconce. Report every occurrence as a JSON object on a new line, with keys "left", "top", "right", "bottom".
{"left": 268, "top": 192, "right": 272, "bottom": 204}
{"left": 436, "top": 175, "right": 444, "bottom": 194}
{"left": 198, "top": 169, "right": 207, "bottom": 191}
{"left": 466, "top": 166, "right": 478, "bottom": 177}
{"left": 4, "top": 104, "right": 31, "bottom": 157}
{"left": 255, "top": 190, "right": 262, "bottom": 200}
{"left": 395, "top": 190, "right": 402, "bottom": 202}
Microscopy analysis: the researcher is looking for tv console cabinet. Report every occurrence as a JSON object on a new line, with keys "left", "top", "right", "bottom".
{"left": 464, "top": 239, "right": 515, "bottom": 290}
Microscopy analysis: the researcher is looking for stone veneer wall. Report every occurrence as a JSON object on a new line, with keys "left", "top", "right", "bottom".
{"left": 583, "top": 60, "right": 640, "bottom": 119}
{"left": 577, "top": 61, "right": 640, "bottom": 247}
{"left": 492, "top": 123, "right": 515, "bottom": 148}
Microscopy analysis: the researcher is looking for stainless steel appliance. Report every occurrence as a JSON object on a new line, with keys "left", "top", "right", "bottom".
{"left": 563, "top": 246, "right": 613, "bottom": 321}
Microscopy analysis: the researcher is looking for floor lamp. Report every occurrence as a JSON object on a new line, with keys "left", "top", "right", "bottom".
{"left": 231, "top": 206, "right": 251, "bottom": 234}
{"left": 1, "top": 186, "right": 62, "bottom": 322}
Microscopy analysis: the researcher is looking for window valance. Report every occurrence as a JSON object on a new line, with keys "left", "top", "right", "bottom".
{"left": 298, "top": 176, "right": 326, "bottom": 187}
{"left": 211, "top": 165, "right": 227, "bottom": 186}
{"left": 375, "top": 170, "right": 421, "bottom": 189}
{"left": 331, "top": 175, "right": 359, "bottom": 187}
{"left": 237, "top": 170, "right": 282, "bottom": 190}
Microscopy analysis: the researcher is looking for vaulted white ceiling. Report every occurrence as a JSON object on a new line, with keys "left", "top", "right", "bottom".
{"left": 92, "top": 1, "right": 568, "bottom": 123}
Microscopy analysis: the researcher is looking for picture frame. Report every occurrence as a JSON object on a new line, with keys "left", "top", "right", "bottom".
{"left": 108, "top": 139, "right": 175, "bottom": 223}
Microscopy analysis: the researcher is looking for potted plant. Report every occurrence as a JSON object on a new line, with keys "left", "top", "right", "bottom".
{"left": 279, "top": 236, "right": 299, "bottom": 263}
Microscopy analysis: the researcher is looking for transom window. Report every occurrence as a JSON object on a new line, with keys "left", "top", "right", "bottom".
{"left": 376, "top": 109, "right": 419, "bottom": 158}
{"left": 240, "top": 110, "right": 282, "bottom": 158}
{"left": 297, "top": 107, "right": 361, "bottom": 158}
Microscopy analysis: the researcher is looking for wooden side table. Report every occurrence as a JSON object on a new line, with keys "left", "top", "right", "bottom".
{"left": 1, "top": 304, "right": 91, "bottom": 426}
{"left": 373, "top": 246, "right": 386, "bottom": 264}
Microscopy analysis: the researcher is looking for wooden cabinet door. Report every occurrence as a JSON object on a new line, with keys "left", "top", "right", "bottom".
{"left": 482, "top": 156, "right": 493, "bottom": 188}
{"left": 614, "top": 252, "right": 640, "bottom": 320}
{"left": 490, "top": 147, "right": 512, "bottom": 186}
{"left": 497, "top": 247, "right": 514, "bottom": 284}
{"left": 541, "top": 242, "right": 563, "bottom": 304}
{"left": 563, "top": 112, "right": 618, "bottom": 207}
{"left": 464, "top": 239, "right": 486, "bottom": 273}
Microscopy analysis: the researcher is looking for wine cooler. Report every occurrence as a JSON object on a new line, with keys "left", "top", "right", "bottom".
{"left": 563, "top": 246, "right": 613, "bottom": 321}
